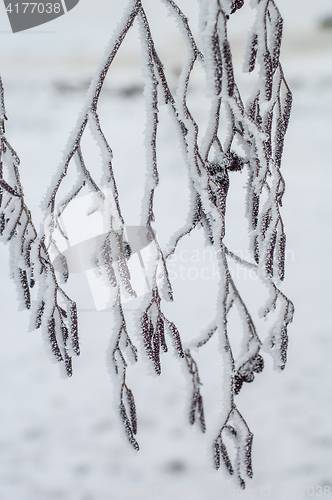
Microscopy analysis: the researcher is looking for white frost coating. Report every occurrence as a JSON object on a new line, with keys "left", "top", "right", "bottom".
{"left": 242, "top": 2, "right": 258, "bottom": 74}
{"left": 199, "top": 0, "right": 222, "bottom": 98}
{"left": 2, "top": 148, "right": 18, "bottom": 187}
{"left": 263, "top": 293, "right": 290, "bottom": 371}
{"left": 157, "top": 6, "right": 254, "bottom": 424}
{"left": 219, "top": 0, "right": 236, "bottom": 15}
{"left": 163, "top": 105, "right": 199, "bottom": 256}
{"left": 200, "top": 96, "right": 222, "bottom": 160}
{"left": 42, "top": 0, "right": 138, "bottom": 214}
{"left": 87, "top": 110, "right": 116, "bottom": 194}
{"left": 161, "top": 5, "right": 200, "bottom": 166}
{"left": 235, "top": 336, "right": 260, "bottom": 372}
{"left": 0, "top": 198, "right": 19, "bottom": 242}
{"left": 136, "top": 9, "right": 160, "bottom": 228}
{"left": 0, "top": 0, "right": 295, "bottom": 483}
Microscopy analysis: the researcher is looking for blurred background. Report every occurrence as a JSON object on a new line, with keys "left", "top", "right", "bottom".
{"left": 0, "top": 1, "right": 331, "bottom": 498}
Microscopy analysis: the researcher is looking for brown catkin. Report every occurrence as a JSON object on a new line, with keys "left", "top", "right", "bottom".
{"left": 245, "top": 433, "right": 253, "bottom": 478}
{"left": 265, "top": 229, "right": 277, "bottom": 278}
{"left": 213, "top": 439, "right": 221, "bottom": 470}
{"left": 283, "top": 90, "right": 293, "bottom": 131}
{"left": 248, "top": 33, "right": 258, "bottom": 72}
{"left": 198, "top": 393, "right": 206, "bottom": 433}
{"left": 212, "top": 29, "right": 223, "bottom": 95}
{"left": 126, "top": 387, "right": 137, "bottom": 435}
{"left": 263, "top": 50, "right": 273, "bottom": 101}
{"left": 70, "top": 303, "right": 80, "bottom": 355}
{"left": 35, "top": 300, "right": 45, "bottom": 329}
{"left": 157, "top": 315, "right": 168, "bottom": 353}
{"left": 48, "top": 317, "right": 63, "bottom": 362}
{"left": 271, "top": 16, "right": 283, "bottom": 70}
{"left": 277, "top": 233, "right": 286, "bottom": 281}
{"left": 189, "top": 390, "right": 198, "bottom": 425}
{"left": 168, "top": 322, "right": 184, "bottom": 358}
{"left": 220, "top": 440, "right": 234, "bottom": 475}
{"left": 223, "top": 40, "right": 234, "bottom": 96}
{"left": 19, "top": 268, "right": 31, "bottom": 309}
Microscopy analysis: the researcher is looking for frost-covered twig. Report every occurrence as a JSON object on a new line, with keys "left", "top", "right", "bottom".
{"left": 225, "top": 246, "right": 294, "bottom": 370}
{"left": 49, "top": 0, "right": 291, "bottom": 485}
{"left": 112, "top": 299, "right": 139, "bottom": 450}
{"left": 38, "top": 3, "right": 143, "bottom": 382}
{"left": 1, "top": 0, "right": 294, "bottom": 486}
{"left": 140, "top": 286, "right": 184, "bottom": 375}
{"left": 214, "top": 406, "right": 253, "bottom": 489}
{"left": 184, "top": 349, "right": 206, "bottom": 433}
{"left": 0, "top": 75, "right": 80, "bottom": 376}
{"left": 43, "top": 2, "right": 141, "bottom": 300}
{"left": 35, "top": 237, "right": 80, "bottom": 376}
{"left": 0, "top": 77, "right": 36, "bottom": 310}
{"left": 159, "top": 0, "right": 293, "bottom": 487}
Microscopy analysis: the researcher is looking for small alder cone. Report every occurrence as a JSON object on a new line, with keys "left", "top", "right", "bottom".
{"left": 230, "top": 0, "right": 245, "bottom": 15}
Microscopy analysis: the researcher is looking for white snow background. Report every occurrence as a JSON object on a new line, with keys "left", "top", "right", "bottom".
{"left": 0, "top": 0, "right": 331, "bottom": 499}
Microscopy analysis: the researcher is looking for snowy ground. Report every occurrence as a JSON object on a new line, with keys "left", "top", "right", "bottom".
{"left": 0, "top": 1, "right": 332, "bottom": 499}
